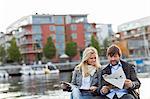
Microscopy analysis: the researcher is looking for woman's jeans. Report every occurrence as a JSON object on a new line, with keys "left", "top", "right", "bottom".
{"left": 70, "top": 87, "right": 101, "bottom": 99}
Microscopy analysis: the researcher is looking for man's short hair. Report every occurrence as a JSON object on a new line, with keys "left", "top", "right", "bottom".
{"left": 107, "top": 44, "right": 122, "bottom": 57}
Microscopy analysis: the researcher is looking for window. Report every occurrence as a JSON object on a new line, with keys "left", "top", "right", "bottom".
{"left": 49, "top": 26, "right": 55, "bottom": 31}
{"left": 71, "top": 33, "right": 77, "bottom": 39}
{"left": 56, "top": 34, "right": 65, "bottom": 41}
{"left": 32, "top": 34, "right": 42, "bottom": 41}
{"left": 55, "top": 34, "right": 65, "bottom": 55}
{"left": 32, "top": 25, "right": 41, "bottom": 33}
{"left": 54, "top": 16, "right": 64, "bottom": 24}
{"left": 84, "top": 24, "right": 92, "bottom": 32}
{"left": 56, "top": 26, "right": 64, "bottom": 34}
{"left": 71, "top": 24, "right": 77, "bottom": 31}
{"left": 72, "top": 16, "right": 87, "bottom": 23}
{"left": 32, "top": 16, "right": 53, "bottom": 24}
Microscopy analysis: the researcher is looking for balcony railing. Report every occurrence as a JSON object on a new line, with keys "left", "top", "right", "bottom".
{"left": 18, "top": 40, "right": 38, "bottom": 45}
{"left": 20, "top": 48, "right": 42, "bottom": 54}
{"left": 120, "top": 32, "right": 150, "bottom": 40}
{"left": 85, "top": 28, "right": 100, "bottom": 32}
{"left": 15, "top": 31, "right": 39, "bottom": 38}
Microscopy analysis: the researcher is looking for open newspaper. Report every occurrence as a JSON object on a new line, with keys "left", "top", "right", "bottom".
{"left": 102, "top": 67, "right": 126, "bottom": 89}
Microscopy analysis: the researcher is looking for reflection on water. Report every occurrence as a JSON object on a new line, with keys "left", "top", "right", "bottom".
{"left": 20, "top": 74, "right": 60, "bottom": 95}
{"left": 59, "top": 71, "right": 72, "bottom": 82}
{"left": 0, "top": 71, "right": 72, "bottom": 98}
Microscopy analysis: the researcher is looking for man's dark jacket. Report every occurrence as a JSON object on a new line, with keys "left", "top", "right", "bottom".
{"left": 98, "top": 60, "right": 141, "bottom": 99}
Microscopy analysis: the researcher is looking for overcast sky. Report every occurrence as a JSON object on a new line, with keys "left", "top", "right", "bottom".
{"left": 0, "top": 0, "right": 150, "bottom": 32}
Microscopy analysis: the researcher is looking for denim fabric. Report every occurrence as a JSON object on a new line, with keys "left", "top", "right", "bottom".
{"left": 70, "top": 87, "right": 103, "bottom": 99}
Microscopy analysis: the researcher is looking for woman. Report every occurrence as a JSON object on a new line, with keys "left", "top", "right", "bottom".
{"left": 71, "top": 46, "right": 102, "bottom": 99}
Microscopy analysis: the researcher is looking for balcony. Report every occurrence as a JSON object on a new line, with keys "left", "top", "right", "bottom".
{"left": 122, "top": 32, "right": 150, "bottom": 40}
{"left": 85, "top": 28, "right": 100, "bottom": 33}
{"left": 18, "top": 40, "right": 38, "bottom": 46}
{"left": 20, "top": 48, "right": 42, "bottom": 54}
{"left": 15, "top": 31, "right": 36, "bottom": 38}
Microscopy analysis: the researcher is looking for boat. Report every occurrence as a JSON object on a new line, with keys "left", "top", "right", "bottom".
{"left": 20, "top": 66, "right": 34, "bottom": 75}
{"left": 20, "top": 62, "right": 59, "bottom": 75}
{"left": 0, "top": 83, "right": 10, "bottom": 92}
{"left": 0, "top": 70, "right": 9, "bottom": 78}
{"left": 33, "top": 67, "right": 45, "bottom": 75}
{"left": 44, "top": 62, "right": 59, "bottom": 74}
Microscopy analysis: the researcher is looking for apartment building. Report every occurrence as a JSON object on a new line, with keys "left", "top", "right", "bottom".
{"left": 6, "top": 14, "right": 98, "bottom": 64}
{"left": 113, "top": 16, "right": 150, "bottom": 57}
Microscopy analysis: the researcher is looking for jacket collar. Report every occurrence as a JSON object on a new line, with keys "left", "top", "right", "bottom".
{"left": 105, "top": 60, "right": 128, "bottom": 74}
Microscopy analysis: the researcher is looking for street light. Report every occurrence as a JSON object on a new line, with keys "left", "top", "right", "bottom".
{"left": 142, "top": 27, "right": 150, "bottom": 57}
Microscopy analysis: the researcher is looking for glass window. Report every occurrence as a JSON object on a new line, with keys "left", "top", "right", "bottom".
{"left": 55, "top": 25, "right": 65, "bottom": 55}
{"left": 32, "top": 34, "right": 42, "bottom": 42}
{"left": 85, "top": 32, "right": 91, "bottom": 46}
{"left": 72, "top": 16, "right": 87, "bottom": 23}
{"left": 56, "top": 26, "right": 64, "bottom": 34}
{"left": 56, "top": 34, "right": 65, "bottom": 41}
{"left": 49, "top": 26, "right": 55, "bottom": 31}
{"left": 54, "top": 16, "right": 64, "bottom": 24}
{"left": 71, "top": 33, "right": 77, "bottom": 39}
{"left": 65, "top": 15, "right": 71, "bottom": 24}
{"left": 32, "top": 16, "right": 53, "bottom": 24}
{"left": 55, "top": 34, "right": 65, "bottom": 55}
{"left": 71, "top": 24, "right": 77, "bottom": 31}
{"left": 84, "top": 24, "right": 92, "bottom": 32}
{"left": 32, "top": 25, "right": 41, "bottom": 33}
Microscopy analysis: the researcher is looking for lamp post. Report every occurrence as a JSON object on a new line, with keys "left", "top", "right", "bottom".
{"left": 142, "top": 27, "right": 150, "bottom": 57}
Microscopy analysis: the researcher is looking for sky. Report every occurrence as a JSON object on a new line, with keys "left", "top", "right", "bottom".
{"left": 0, "top": 0, "right": 150, "bottom": 33}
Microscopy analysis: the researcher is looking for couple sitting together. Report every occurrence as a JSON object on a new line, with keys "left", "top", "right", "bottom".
{"left": 61, "top": 44, "right": 141, "bottom": 99}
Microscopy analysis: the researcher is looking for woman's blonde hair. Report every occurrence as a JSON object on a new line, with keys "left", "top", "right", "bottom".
{"left": 76, "top": 46, "right": 101, "bottom": 77}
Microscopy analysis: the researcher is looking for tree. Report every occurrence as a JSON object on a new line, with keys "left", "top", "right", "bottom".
{"left": 43, "top": 36, "right": 56, "bottom": 60}
{"left": 90, "top": 35, "right": 101, "bottom": 55}
{"left": 0, "top": 45, "right": 6, "bottom": 64}
{"left": 65, "top": 41, "right": 77, "bottom": 61}
{"left": 7, "top": 37, "right": 21, "bottom": 63}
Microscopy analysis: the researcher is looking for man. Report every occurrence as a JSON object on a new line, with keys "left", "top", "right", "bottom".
{"left": 99, "top": 44, "right": 141, "bottom": 99}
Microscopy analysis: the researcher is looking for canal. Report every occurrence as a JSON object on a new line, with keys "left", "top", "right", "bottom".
{"left": 0, "top": 71, "right": 150, "bottom": 99}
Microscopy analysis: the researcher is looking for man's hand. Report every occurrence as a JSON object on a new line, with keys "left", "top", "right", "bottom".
{"left": 100, "top": 86, "right": 110, "bottom": 94}
{"left": 89, "top": 86, "right": 97, "bottom": 92}
{"left": 124, "top": 79, "right": 133, "bottom": 89}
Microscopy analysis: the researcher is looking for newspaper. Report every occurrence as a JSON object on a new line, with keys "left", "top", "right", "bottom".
{"left": 103, "top": 67, "right": 126, "bottom": 89}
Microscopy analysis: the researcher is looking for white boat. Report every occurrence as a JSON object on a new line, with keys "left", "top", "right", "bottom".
{"left": 44, "top": 62, "right": 59, "bottom": 74}
{"left": 20, "top": 66, "right": 34, "bottom": 75}
{"left": 20, "top": 62, "right": 59, "bottom": 75}
{"left": 33, "top": 67, "right": 45, "bottom": 75}
{"left": 0, "top": 83, "right": 10, "bottom": 92}
{"left": 0, "top": 70, "right": 9, "bottom": 78}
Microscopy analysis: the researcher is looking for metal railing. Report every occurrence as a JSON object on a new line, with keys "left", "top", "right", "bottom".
{"left": 0, "top": 57, "right": 149, "bottom": 71}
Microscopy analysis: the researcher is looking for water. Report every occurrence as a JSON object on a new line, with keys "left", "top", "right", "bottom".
{"left": 0, "top": 72, "right": 150, "bottom": 99}
{"left": 0, "top": 72, "right": 72, "bottom": 99}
